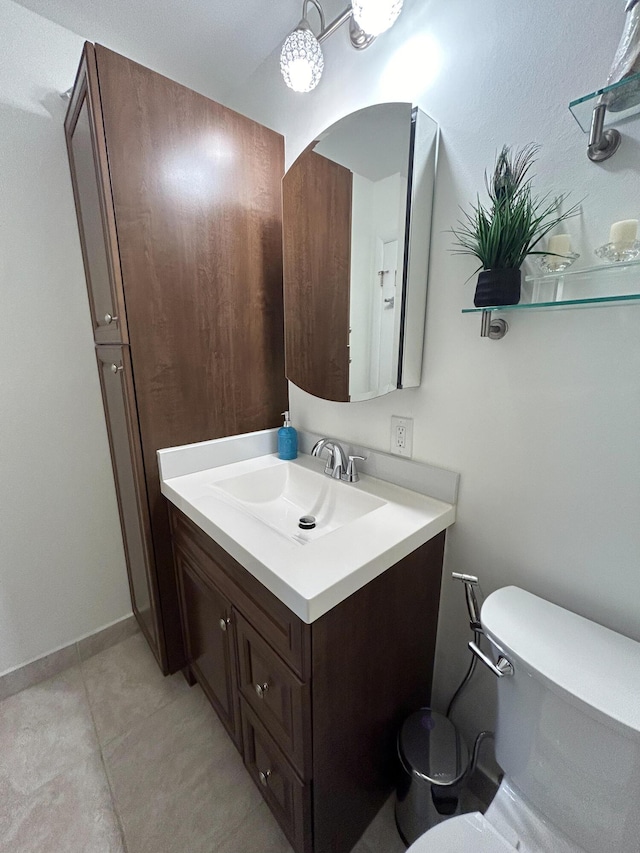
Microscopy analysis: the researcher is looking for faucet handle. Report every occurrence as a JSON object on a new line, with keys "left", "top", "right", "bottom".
{"left": 343, "top": 455, "right": 366, "bottom": 483}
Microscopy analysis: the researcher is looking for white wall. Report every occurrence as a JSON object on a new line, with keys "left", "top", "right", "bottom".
{"left": 229, "top": 0, "right": 640, "bottom": 770}
{"left": 0, "top": 0, "right": 132, "bottom": 674}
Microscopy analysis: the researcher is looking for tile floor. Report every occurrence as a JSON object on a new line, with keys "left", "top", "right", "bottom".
{"left": 0, "top": 632, "right": 484, "bottom": 853}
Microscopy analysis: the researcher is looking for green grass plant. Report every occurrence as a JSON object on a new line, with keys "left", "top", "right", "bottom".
{"left": 451, "top": 144, "right": 580, "bottom": 274}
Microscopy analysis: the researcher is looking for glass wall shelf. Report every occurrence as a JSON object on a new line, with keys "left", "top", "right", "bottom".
{"left": 569, "top": 72, "right": 640, "bottom": 133}
{"left": 462, "top": 259, "right": 640, "bottom": 338}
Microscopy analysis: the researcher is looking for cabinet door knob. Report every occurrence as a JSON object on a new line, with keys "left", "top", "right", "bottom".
{"left": 110, "top": 363, "right": 124, "bottom": 374}
{"left": 259, "top": 769, "right": 272, "bottom": 787}
{"left": 255, "top": 682, "right": 270, "bottom": 699}
{"left": 104, "top": 313, "right": 118, "bottom": 325}
{"left": 219, "top": 617, "right": 231, "bottom": 632}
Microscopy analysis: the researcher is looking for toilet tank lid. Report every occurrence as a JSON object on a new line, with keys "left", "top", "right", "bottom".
{"left": 481, "top": 586, "right": 640, "bottom": 740}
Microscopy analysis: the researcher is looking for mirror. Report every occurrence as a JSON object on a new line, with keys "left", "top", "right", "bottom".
{"left": 283, "top": 103, "right": 438, "bottom": 402}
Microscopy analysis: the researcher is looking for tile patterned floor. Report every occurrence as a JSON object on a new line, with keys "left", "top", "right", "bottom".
{"left": 0, "top": 633, "right": 485, "bottom": 852}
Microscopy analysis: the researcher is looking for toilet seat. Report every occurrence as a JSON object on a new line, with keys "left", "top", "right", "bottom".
{"left": 407, "top": 812, "right": 518, "bottom": 853}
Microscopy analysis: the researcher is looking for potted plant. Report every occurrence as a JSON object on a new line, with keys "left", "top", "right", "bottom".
{"left": 451, "top": 144, "right": 580, "bottom": 307}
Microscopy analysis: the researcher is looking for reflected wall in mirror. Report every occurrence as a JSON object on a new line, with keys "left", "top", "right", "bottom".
{"left": 283, "top": 102, "right": 438, "bottom": 402}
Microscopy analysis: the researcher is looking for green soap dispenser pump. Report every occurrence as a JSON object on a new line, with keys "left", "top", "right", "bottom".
{"left": 278, "top": 411, "right": 298, "bottom": 460}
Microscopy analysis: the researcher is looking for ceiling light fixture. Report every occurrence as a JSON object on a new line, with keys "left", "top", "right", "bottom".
{"left": 280, "top": 0, "right": 325, "bottom": 93}
{"left": 280, "top": 0, "right": 404, "bottom": 92}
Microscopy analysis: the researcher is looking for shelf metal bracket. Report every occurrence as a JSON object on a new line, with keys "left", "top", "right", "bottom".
{"left": 480, "top": 311, "right": 508, "bottom": 340}
{"left": 587, "top": 103, "right": 621, "bottom": 162}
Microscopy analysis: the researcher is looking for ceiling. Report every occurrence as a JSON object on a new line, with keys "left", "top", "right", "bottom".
{"left": 13, "top": 0, "right": 350, "bottom": 101}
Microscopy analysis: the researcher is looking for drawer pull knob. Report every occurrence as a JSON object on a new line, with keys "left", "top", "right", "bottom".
{"left": 110, "top": 363, "right": 124, "bottom": 374}
{"left": 255, "top": 682, "right": 270, "bottom": 699}
{"left": 104, "top": 313, "right": 118, "bottom": 325}
{"left": 219, "top": 617, "right": 231, "bottom": 632}
{"left": 259, "top": 769, "right": 272, "bottom": 787}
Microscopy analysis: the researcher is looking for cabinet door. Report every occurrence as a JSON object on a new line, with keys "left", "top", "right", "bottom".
{"left": 174, "top": 546, "right": 241, "bottom": 748}
{"left": 95, "top": 346, "right": 164, "bottom": 664}
{"left": 64, "top": 43, "right": 127, "bottom": 344}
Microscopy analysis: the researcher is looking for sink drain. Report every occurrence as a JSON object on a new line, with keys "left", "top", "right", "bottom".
{"left": 299, "top": 515, "right": 316, "bottom": 530}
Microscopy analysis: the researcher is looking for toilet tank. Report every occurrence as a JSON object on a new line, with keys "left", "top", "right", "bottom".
{"left": 481, "top": 586, "right": 640, "bottom": 853}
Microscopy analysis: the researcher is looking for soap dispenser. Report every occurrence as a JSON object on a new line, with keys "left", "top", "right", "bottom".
{"left": 278, "top": 411, "right": 298, "bottom": 460}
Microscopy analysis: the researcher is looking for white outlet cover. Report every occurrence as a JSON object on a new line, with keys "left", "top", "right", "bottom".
{"left": 391, "top": 416, "right": 413, "bottom": 457}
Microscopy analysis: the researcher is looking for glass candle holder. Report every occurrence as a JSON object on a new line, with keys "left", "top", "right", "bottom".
{"left": 537, "top": 252, "right": 580, "bottom": 273}
{"left": 594, "top": 241, "right": 640, "bottom": 263}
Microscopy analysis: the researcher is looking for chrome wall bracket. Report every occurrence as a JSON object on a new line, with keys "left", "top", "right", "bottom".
{"left": 316, "top": 5, "right": 376, "bottom": 49}
{"left": 348, "top": 15, "right": 376, "bottom": 49}
{"left": 480, "top": 311, "right": 508, "bottom": 340}
{"left": 587, "top": 103, "right": 622, "bottom": 162}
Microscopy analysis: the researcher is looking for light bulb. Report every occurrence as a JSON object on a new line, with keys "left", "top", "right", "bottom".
{"left": 280, "top": 26, "right": 324, "bottom": 93}
{"left": 351, "top": 0, "right": 404, "bottom": 36}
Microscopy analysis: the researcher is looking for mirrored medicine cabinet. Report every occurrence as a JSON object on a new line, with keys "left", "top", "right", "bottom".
{"left": 282, "top": 102, "right": 438, "bottom": 402}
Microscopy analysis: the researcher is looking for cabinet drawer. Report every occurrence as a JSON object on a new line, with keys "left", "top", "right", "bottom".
{"left": 169, "top": 508, "right": 310, "bottom": 678}
{"left": 236, "top": 611, "right": 310, "bottom": 778}
{"left": 241, "top": 699, "right": 312, "bottom": 853}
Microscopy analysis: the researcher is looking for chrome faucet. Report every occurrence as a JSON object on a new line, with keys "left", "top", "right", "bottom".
{"left": 311, "top": 438, "right": 366, "bottom": 483}
{"left": 311, "top": 439, "right": 347, "bottom": 479}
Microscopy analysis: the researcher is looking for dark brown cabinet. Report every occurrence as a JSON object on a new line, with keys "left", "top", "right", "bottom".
{"left": 65, "top": 43, "right": 287, "bottom": 674}
{"left": 169, "top": 505, "right": 445, "bottom": 853}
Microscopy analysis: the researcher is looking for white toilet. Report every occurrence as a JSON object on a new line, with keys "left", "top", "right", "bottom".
{"left": 408, "top": 585, "right": 640, "bottom": 853}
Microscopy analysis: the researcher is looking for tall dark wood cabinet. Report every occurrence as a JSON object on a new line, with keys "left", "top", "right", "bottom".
{"left": 65, "top": 43, "right": 288, "bottom": 674}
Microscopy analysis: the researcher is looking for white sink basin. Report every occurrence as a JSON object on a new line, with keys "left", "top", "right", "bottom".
{"left": 211, "top": 461, "right": 385, "bottom": 544}
{"left": 158, "top": 431, "right": 458, "bottom": 623}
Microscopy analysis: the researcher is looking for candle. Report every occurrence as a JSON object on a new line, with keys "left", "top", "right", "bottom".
{"left": 609, "top": 219, "right": 638, "bottom": 245}
{"left": 547, "top": 234, "right": 572, "bottom": 256}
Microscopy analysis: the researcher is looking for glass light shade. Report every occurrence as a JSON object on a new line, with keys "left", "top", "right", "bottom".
{"left": 280, "top": 27, "right": 324, "bottom": 93}
{"left": 351, "top": 0, "right": 404, "bottom": 36}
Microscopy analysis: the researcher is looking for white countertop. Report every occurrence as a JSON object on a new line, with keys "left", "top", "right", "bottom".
{"left": 159, "top": 430, "right": 457, "bottom": 623}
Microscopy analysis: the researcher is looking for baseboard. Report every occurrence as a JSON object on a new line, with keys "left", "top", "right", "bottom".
{"left": 0, "top": 614, "right": 139, "bottom": 703}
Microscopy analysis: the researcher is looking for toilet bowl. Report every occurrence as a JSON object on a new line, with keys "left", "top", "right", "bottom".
{"left": 407, "top": 811, "right": 515, "bottom": 853}
{"left": 407, "top": 778, "right": 585, "bottom": 853}
{"left": 405, "top": 586, "right": 640, "bottom": 853}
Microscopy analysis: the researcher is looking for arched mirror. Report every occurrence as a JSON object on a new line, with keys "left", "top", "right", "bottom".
{"left": 283, "top": 103, "right": 438, "bottom": 402}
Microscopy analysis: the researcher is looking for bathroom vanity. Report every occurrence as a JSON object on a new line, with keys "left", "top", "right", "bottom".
{"left": 159, "top": 430, "right": 457, "bottom": 853}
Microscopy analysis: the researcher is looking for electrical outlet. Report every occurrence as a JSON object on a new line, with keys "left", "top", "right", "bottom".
{"left": 391, "top": 416, "right": 413, "bottom": 457}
